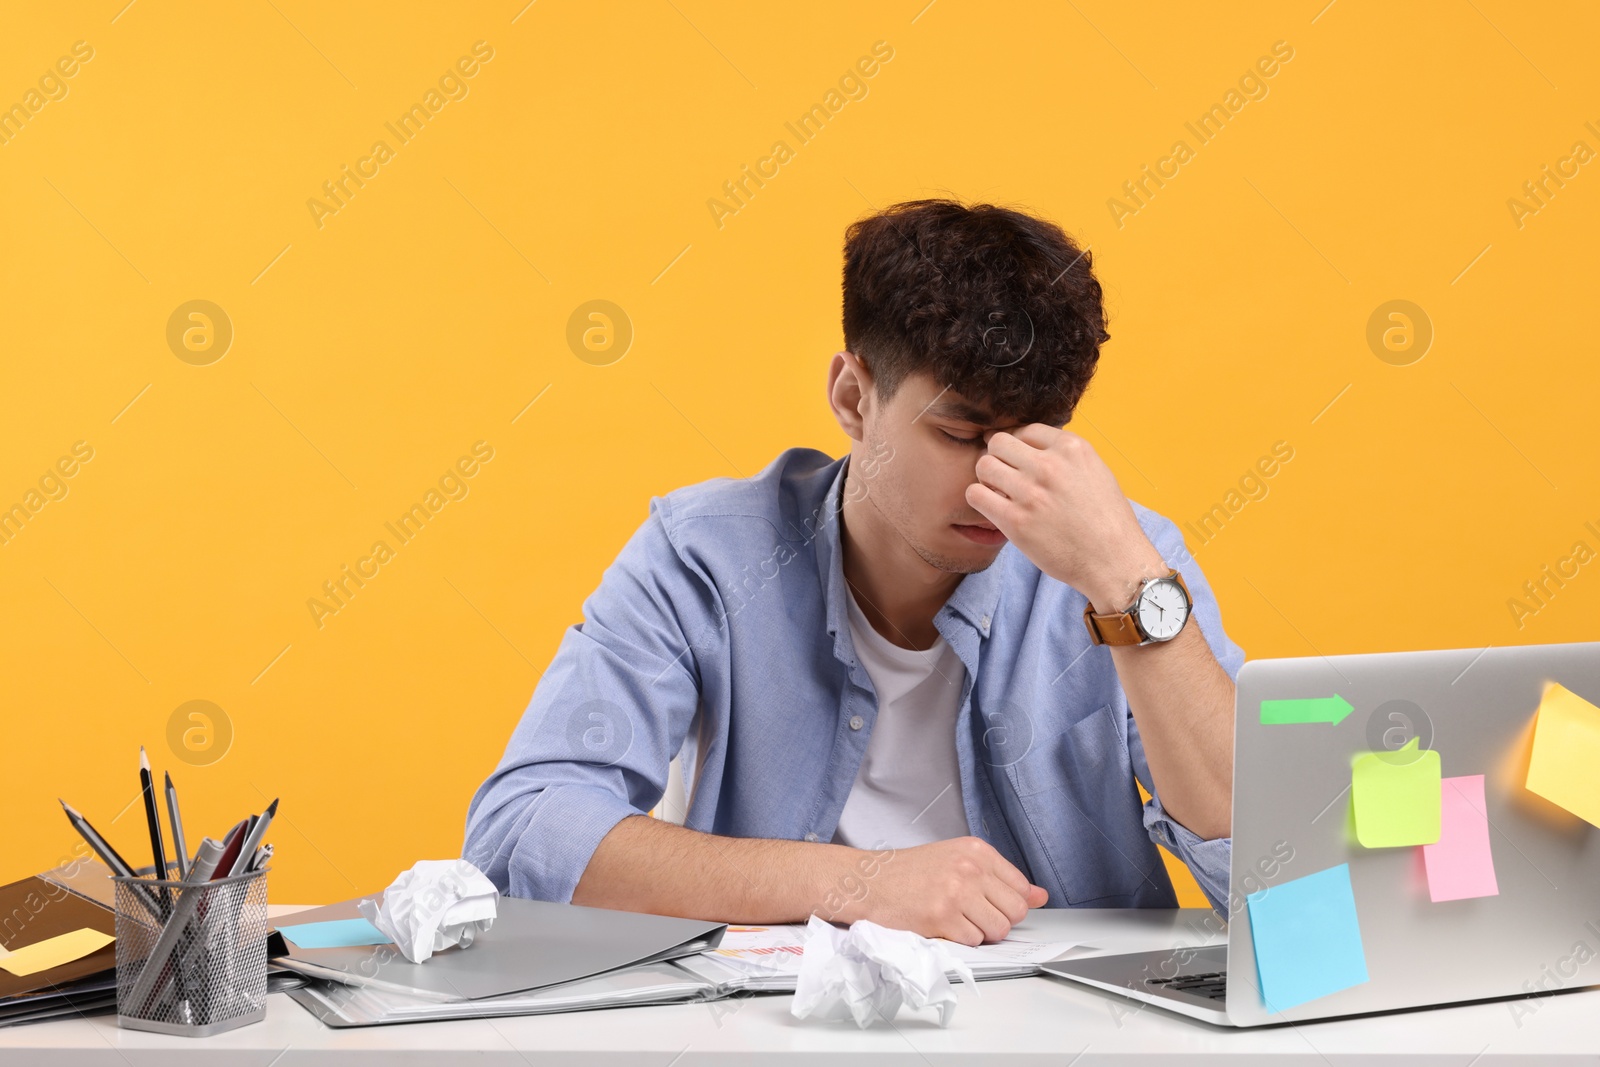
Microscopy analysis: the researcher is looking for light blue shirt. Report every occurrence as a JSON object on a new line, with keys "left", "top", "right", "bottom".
{"left": 464, "top": 447, "right": 1247, "bottom": 913}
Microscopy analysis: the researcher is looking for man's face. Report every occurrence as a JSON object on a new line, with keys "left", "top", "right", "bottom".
{"left": 855, "top": 370, "right": 1031, "bottom": 575}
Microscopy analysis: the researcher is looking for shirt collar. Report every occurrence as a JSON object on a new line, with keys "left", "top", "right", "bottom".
{"left": 814, "top": 452, "right": 1005, "bottom": 662}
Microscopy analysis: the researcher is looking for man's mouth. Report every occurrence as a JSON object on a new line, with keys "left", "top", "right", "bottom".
{"left": 953, "top": 522, "right": 1006, "bottom": 545}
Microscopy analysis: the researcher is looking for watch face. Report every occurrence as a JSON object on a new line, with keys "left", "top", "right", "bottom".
{"left": 1137, "top": 578, "right": 1190, "bottom": 641}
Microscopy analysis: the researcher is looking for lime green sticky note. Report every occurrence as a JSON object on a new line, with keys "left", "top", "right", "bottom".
{"left": 1352, "top": 737, "right": 1441, "bottom": 847}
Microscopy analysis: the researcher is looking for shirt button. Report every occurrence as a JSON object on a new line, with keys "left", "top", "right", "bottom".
{"left": 981, "top": 614, "right": 991, "bottom": 627}
{"left": 849, "top": 715, "right": 865, "bottom": 730}
{"left": 804, "top": 832, "right": 819, "bottom": 842}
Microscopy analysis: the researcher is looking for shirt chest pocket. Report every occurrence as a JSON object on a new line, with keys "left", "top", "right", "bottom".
{"left": 1005, "top": 703, "right": 1155, "bottom": 905}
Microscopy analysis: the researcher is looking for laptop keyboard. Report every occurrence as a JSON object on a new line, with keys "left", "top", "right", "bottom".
{"left": 1146, "top": 970, "right": 1228, "bottom": 1002}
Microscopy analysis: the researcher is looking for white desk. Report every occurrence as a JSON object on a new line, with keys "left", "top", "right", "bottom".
{"left": 4, "top": 906, "right": 1598, "bottom": 1064}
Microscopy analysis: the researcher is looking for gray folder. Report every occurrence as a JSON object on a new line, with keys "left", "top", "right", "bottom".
{"left": 272, "top": 895, "right": 726, "bottom": 1001}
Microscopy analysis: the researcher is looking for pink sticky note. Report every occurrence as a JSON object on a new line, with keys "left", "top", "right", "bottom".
{"left": 1422, "top": 775, "right": 1499, "bottom": 902}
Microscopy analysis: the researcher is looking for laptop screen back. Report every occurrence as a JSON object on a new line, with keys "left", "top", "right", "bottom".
{"left": 1226, "top": 640, "right": 1600, "bottom": 1026}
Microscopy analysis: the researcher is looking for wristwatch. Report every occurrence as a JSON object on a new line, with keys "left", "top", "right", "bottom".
{"left": 1082, "top": 568, "right": 1192, "bottom": 646}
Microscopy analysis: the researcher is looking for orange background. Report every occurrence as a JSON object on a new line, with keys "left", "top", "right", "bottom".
{"left": 2, "top": 1, "right": 1595, "bottom": 909}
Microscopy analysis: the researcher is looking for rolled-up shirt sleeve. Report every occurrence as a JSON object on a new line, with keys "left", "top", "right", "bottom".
{"left": 462, "top": 499, "right": 712, "bottom": 903}
{"left": 1142, "top": 789, "right": 1231, "bottom": 913}
{"left": 1127, "top": 513, "right": 1248, "bottom": 915}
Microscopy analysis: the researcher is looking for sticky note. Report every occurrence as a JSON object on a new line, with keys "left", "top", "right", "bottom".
{"left": 1422, "top": 775, "right": 1499, "bottom": 902}
{"left": 279, "top": 918, "right": 392, "bottom": 949}
{"left": 1525, "top": 681, "right": 1600, "bottom": 828}
{"left": 1246, "top": 864, "right": 1369, "bottom": 1012}
{"left": 0, "top": 928, "right": 115, "bottom": 977}
{"left": 1352, "top": 736, "right": 1441, "bottom": 847}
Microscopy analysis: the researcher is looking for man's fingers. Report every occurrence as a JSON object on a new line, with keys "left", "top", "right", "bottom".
{"left": 983, "top": 428, "right": 1044, "bottom": 473}
{"left": 974, "top": 452, "right": 1025, "bottom": 499}
{"left": 965, "top": 480, "right": 1013, "bottom": 517}
{"left": 943, "top": 917, "right": 986, "bottom": 947}
{"left": 985, "top": 872, "right": 1051, "bottom": 924}
{"left": 963, "top": 895, "right": 1015, "bottom": 945}
{"left": 1009, "top": 424, "right": 1063, "bottom": 451}
{"left": 984, "top": 854, "right": 1032, "bottom": 896}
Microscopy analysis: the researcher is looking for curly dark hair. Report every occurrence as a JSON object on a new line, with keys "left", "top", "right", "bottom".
{"left": 841, "top": 199, "right": 1109, "bottom": 426}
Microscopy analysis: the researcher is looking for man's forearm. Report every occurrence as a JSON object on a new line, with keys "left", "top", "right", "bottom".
{"left": 571, "top": 816, "right": 1052, "bottom": 944}
{"left": 572, "top": 814, "right": 863, "bottom": 922}
{"left": 1106, "top": 624, "right": 1236, "bottom": 839}
{"left": 966, "top": 427, "right": 1236, "bottom": 840}
{"left": 1087, "top": 545, "right": 1236, "bottom": 841}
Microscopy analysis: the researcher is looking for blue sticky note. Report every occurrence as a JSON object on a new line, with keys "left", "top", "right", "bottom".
{"left": 279, "top": 918, "right": 392, "bottom": 949}
{"left": 1246, "top": 864, "right": 1369, "bottom": 1012}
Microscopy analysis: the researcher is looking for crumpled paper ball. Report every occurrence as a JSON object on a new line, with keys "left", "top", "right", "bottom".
{"left": 791, "top": 915, "right": 977, "bottom": 1028}
{"left": 357, "top": 858, "right": 499, "bottom": 964}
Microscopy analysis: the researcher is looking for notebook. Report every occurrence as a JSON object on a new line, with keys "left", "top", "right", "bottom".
{"left": 271, "top": 895, "right": 727, "bottom": 1001}
{"left": 0, "top": 874, "right": 118, "bottom": 1002}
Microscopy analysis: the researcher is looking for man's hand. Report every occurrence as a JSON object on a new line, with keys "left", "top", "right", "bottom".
{"left": 575, "top": 819, "right": 1048, "bottom": 946}
{"left": 967, "top": 424, "right": 1166, "bottom": 613}
{"left": 843, "top": 836, "right": 1049, "bottom": 946}
{"left": 962, "top": 425, "right": 1237, "bottom": 842}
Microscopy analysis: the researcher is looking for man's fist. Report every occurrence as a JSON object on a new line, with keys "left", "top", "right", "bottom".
{"left": 831, "top": 836, "right": 1049, "bottom": 946}
{"left": 967, "top": 424, "right": 1167, "bottom": 613}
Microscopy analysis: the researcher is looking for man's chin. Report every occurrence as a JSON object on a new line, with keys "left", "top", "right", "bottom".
{"left": 916, "top": 540, "right": 1003, "bottom": 575}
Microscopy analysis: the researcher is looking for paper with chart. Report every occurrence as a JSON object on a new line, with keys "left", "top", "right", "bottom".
{"left": 704, "top": 923, "right": 1079, "bottom": 981}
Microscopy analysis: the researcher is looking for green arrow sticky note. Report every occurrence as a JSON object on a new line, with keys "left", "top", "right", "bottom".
{"left": 1351, "top": 737, "right": 1442, "bottom": 847}
{"left": 1260, "top": 694, "right": 1354, "bottom": 725}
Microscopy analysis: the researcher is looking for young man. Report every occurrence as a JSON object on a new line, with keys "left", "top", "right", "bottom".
{"left": 464, "top": 199, "right": 1243, "bottom": 946}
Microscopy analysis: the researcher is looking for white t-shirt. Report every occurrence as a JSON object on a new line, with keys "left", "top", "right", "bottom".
{"left": 831, "top": 586, "right": 970, "bottom": 850}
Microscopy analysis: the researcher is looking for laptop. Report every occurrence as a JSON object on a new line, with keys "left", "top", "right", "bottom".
{"left": 1041, "top": 639, "right": 1600, "bottom": 1026}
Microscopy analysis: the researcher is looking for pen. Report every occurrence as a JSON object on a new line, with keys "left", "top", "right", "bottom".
{"left": 210, "top": 818, "right": 251, "bottom": 882}
{"left": 57, "top": 798, "right": 163, "bottom": 919}
{"left": 163, "top": 772, "right": 189, "bottom": 880}
{"left": 228, "top": 799, "right": 278, "bottom": 877}
{"left": 138, "top": 747, "right": 172, "bottom": 915}
{"left": 203, "top": 803, "right": 274, "bottom": 1025}
{"left": 247, "top": 842, "right": 273, "bottom": 872}
{"left": 126, "top": 836, "right": 225, "bottom": 1017}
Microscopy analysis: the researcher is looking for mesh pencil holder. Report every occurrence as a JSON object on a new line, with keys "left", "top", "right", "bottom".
{"left": 112, "top": 867, "right": 270, "bottom": 1036}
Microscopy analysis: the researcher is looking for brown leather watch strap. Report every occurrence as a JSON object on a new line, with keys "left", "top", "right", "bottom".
{"left": 1082, "top": 569, "right": 1190, "bottom": 647}
{"left": 1083, "top": 605, "right": 1143, "bottom": 646}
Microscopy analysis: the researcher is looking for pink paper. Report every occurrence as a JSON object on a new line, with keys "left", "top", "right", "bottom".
{"left": 1422, "top": 775, "right": 1499, "bottom": 902}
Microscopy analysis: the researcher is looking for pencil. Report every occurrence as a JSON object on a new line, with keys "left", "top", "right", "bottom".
{"left": 58, "top": 798, "right": 163, "bottom": 919}
{"left": 163, "top": 772, "right": 189, "bottom": 880}
{"left": 138, "top": 747, "right": 173, "bottom": 916}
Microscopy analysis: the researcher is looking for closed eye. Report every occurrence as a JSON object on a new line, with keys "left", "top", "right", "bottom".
{"left": 938, "top": 429, "right": 986, "bottom": 447}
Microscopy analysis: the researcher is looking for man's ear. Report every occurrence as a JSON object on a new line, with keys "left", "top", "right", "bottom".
{"left": 827, "top": 350, "right": 872, "bottom": 443}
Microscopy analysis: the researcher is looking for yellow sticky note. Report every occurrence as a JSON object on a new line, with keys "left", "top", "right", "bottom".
{"left": 1526, "top": 681, "right": 1600, "bottom": 828}
{"left": 1352, "top": 737, "right": 1441, "bottom": 847}
{"left": 0, "top": 927, "right": 115, "bottom": 977}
